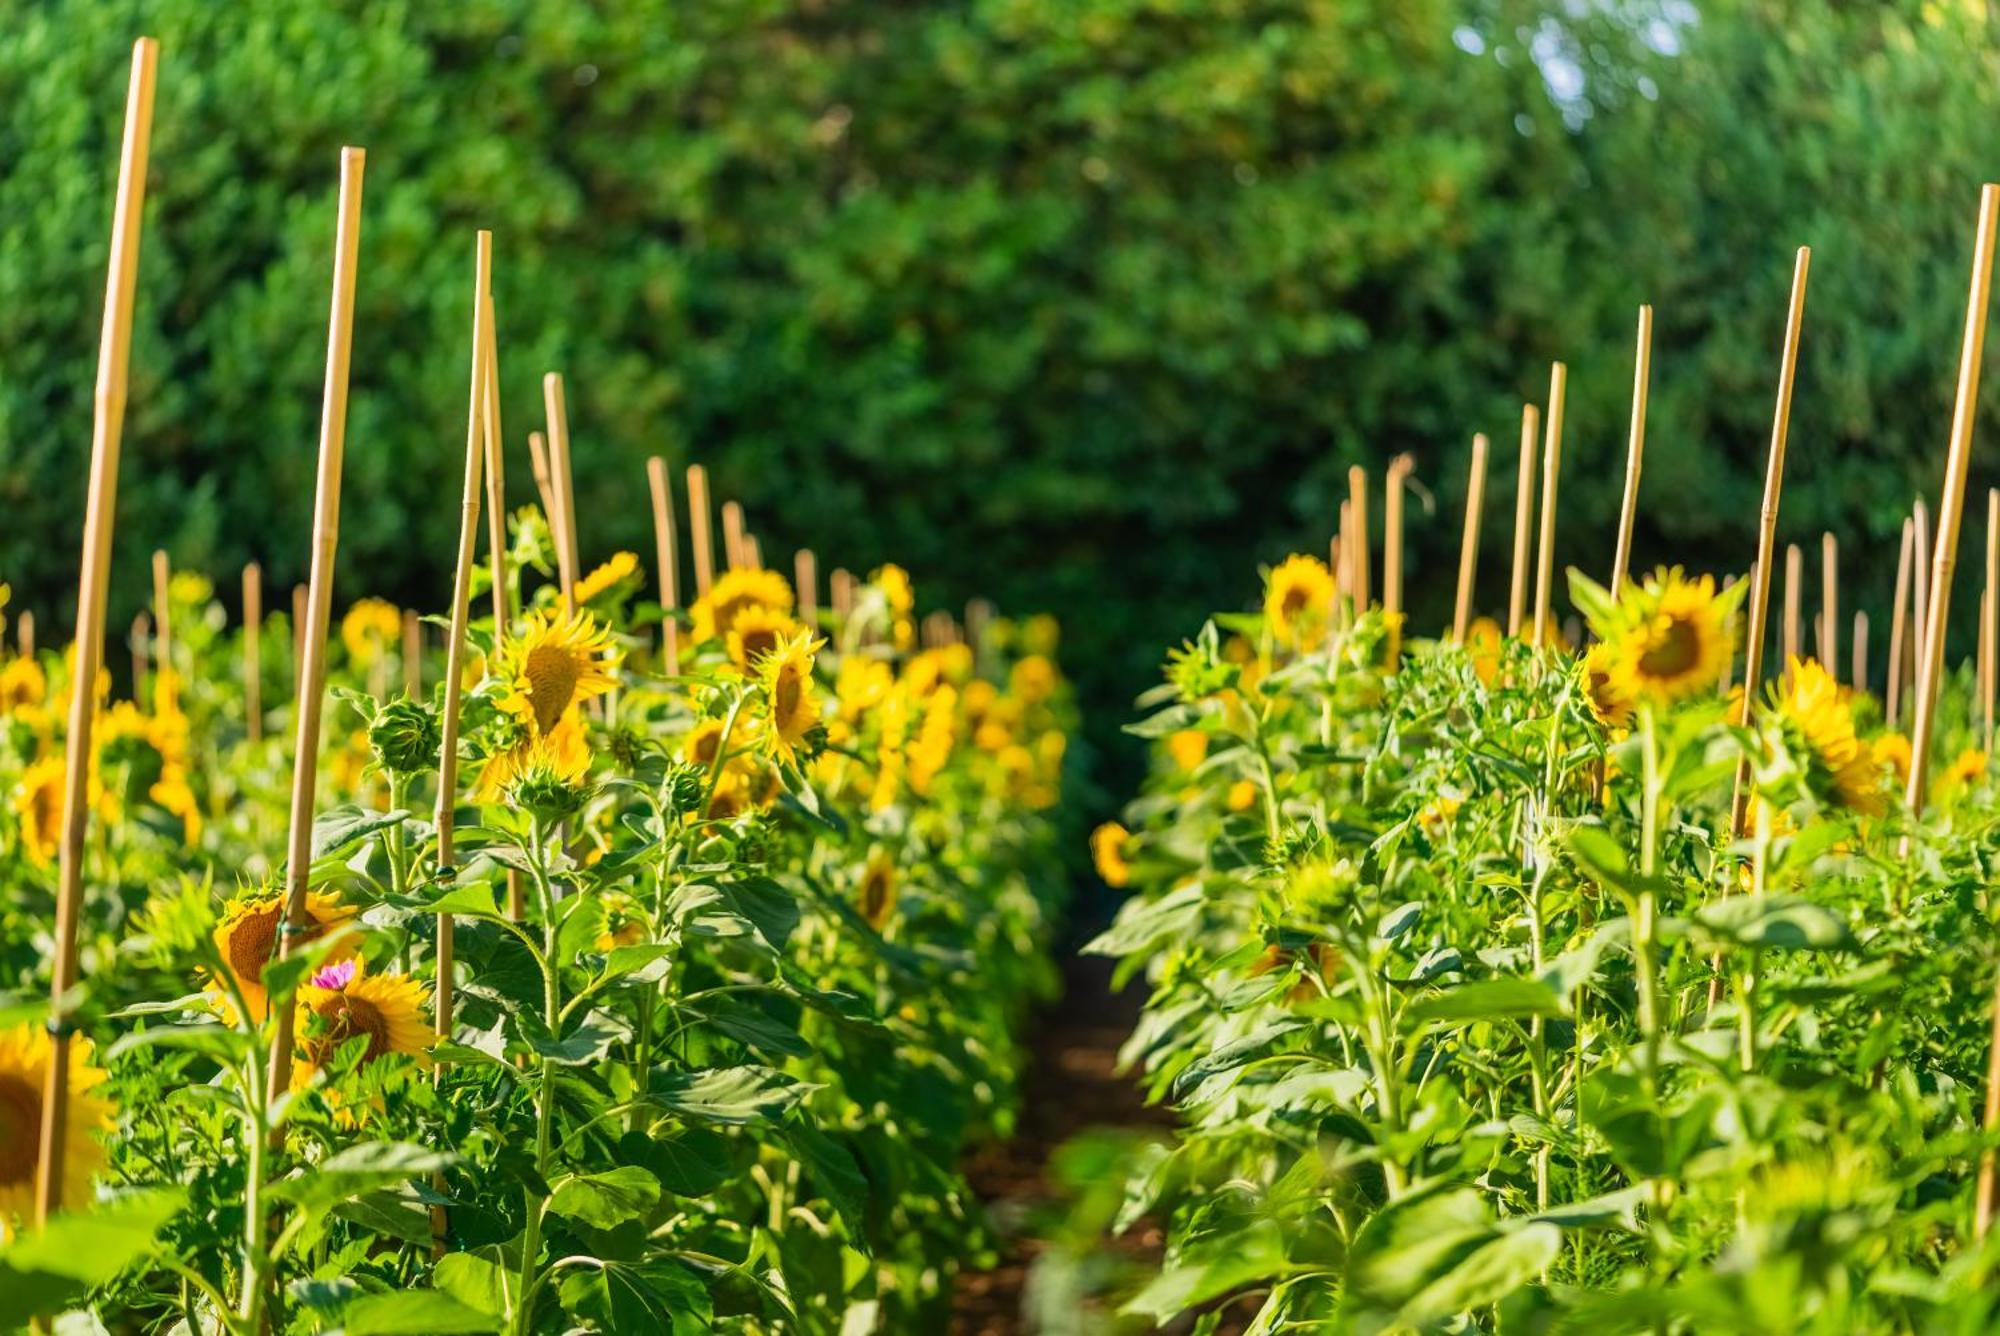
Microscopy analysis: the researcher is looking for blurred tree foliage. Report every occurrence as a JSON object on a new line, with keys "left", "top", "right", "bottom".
{"left": 3, "top": 0, "right": 1999, "bottom": 798}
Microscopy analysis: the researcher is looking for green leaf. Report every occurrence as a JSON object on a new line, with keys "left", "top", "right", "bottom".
{"left": 0, "top": 1190, "right": 186, "bottom": 1327}
{"left": 618, "top": 1128, "right": 736, "bottom": 1197}
{"left": 646, "top": 1065, "right": 814, "bottom": 1126}
{"left": 1344, "top": 1183, "right": 1491, "bottom": 1313}
{"left": 1695, "top": 895, "right": 1856, "bottom": 951}
{"left": 423, "top": 881, "right": 509, "bottom": 922}
{"left": 549, "top": 1166, "right": 662, "bottom": 1230}
{"left": 268, "top": 1141, "right": 455, "bottom": 1213}
{"left": 784, "top": 1122, "right": 872, "bottom": 1244}
{"left": 341, "top": 1289, "right": 500, "bottom": 1335}
{"left": 313, "top": 804, "right": 412, "bottom": 860}
{"left": 1567, "top": 566, "right": 1620, "bottom": 633}
{"left": 1123, "top": 1220, "right": 1293, "bottom": 1321}
{"left": 1399, "top": 1223, "right": 1559, "bottom": 1323}
{"left": 431, "top": 1248, "right": 513, "bottom": 1318}
{"left": 1407, "top": 977, "right": 1566, "bottom": 1026}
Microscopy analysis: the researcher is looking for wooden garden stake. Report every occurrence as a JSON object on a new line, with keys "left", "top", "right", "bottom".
{"left": 796, "top": 548, "right": 818, "bottom": 626}
{"left": 1532, "top": 363, "right": 1567, "bottom": 648}
{"left": 1912, "top": 499, "right": 1931, "bottom": 699}
{"left": 1451, "top": 433, "right": 1489, "bottom": 643}
{"left": 1347, "top": 465, "right": 1370, "bottom": 610}
{"left": 267, "top": 145, "right": 367, "bottom": 1107}
{"left": 38, "top": 35, "right": 158, "bottom": 1226}
{"left": 16, "top": 610, "right": 32, "bottom": 660}
{"left": 1888, "top": 518, "right": 1913, "bottom": 725}
{"left": 1904, "top": 184, "right": 1998, "bottom": 832}
{"left": 541, "top": 374, "right": 581, "bottom": 609}
{"left": 1508, "top": 404, "right": 1539, "bottom": 638}
{"left": 480, "top": 292, "right": 508, "bottom": 630}
{"left": 1726, "top": 247, "right": 1811, "bottom": 840}
{"left": 1384, "top": 454, "right": 1411, "bottom": 662}
{"left": 832, "top": 568, "right": 854, "bottom": 622}
{"left": 1782, "top": 542, "right": 1802, "bottom": 676}
{"left": 151, "top": 548, "right": 173, "bottom": 712}
{"left": 1336, "top": 499, "right": 1353, "bottom": 605}
{"left": 746, "top": 534, "right": 763, "bottom": 571}
{"left": 243, "top": 563, "right": 263, "bottom": 743}
{"left": 292, "top": 584, "right": 307, "bottom": 691}
{"left": 129, "top": 613, "right": 149, "bottom": 709}
{"left": 1987, "top": 489, "right": 1999, "bottom": 751}
{"left": 687, "top": 465, "right": 715, "bottom": 597}
{"left": 646, "top": 457, "right": 681, "bottom": 675}
{"left": 1852, "top": 610, "right": 1868, "bottom": 698}
{"left": 403, "top": 609, "right": 422, "bottom": 697}
{"left": 722, "top": 500, "right": 747, "bottom": 572}
{"left": 1982, "top": 590, "right": 1994, "bottom": 748}
{"left": 528, "top": 430, "right": 560, "bottom": 540}
{"left": 1821, "top": 532, "right": 1839, "bottom": 683}
{"left": 1611, "top": 305, "right": 1653, "bottom": 597}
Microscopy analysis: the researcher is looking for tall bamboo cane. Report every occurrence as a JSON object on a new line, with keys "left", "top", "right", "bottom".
{"left": 479, "top": 292, "right": 507, "bottom": 633}
{"left": 687, "top": 465, "right": 715, "bottom": 597}
{"left": 37, "top": 36, "right": 159, "bottom": 1226}
{"left": 1852, "top": 610, "right": 1868, "bottom": 698}
{"left": 243, "top": 563, "right": 263, "bottom": 743}
{"left": 266, "top": 146, "right": 368, "bottom": 1105}
{"left": 1911, "top": 498, "right": 1931, "bottom": 704}
{"left": 1782, "top": 542, "right": 1802, "bottom": 675}
{"left": 151, "top": 548, "right": 173, "bottom": 712}
{"left": 831, "top": 568, "right": 854, "bottom": 623}
{"left": 1508, "top": 404, "right": 1540, "bottom": 638}
{"left": 1532, "top": 364, "right": 1567, "bottom": 648}
{"left": 1888, "top": 518, "right": 1913, "bottom": 725}
{"left": 1452, "top": 433, "right": 1490, "bottom": 643}
{"left": 1903, "top": 185, "right": 1999, "bottom": 833}
{"left": 1384, "top": 455, "right": 1411, "bottom": 662}
{"left": 722, "top": 500, "right": 747, "bottom": 572}
{"left": 542, "top": 374, "right": 581, "bottom": 609}
{"left": 1987, "top": 489, "right": 1999, "bottom": 752}
{"left": 1611, "top": 306, "right": 1653, "bottom": 598}
{"left": 17, "top": 610, "right": 33, "bottom": 660}
{"left": 1347, "top": 466, "right": 1370, "bottom": 611}
{"left": 528, "top": 431, "right": 559, "bottom": 542}
{"left": 1821, "top": 533, "right": 1839, "bottom": 682}
{"left": 646, "top": 457, "right": 681, "bottom": 676}
{"left": 796, "top": 549, "right": 818, "bottom": 627}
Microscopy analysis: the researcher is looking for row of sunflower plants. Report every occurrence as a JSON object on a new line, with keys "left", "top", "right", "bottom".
{"left": 0, "top": 536, "right": 1074, "bottom": 1333}
{"left": 1082, "top": 551, "right": 2000, "bottom": 1331}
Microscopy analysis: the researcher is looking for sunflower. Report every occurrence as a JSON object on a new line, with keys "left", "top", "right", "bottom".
{"left": 1092, "top": 822, "right": 1133, "bottom": 888}
{"left": 1010, "top": 655, "right": 1059, "bottom": 705}
{"left": 1934, "top": 746, "right": 1989, "bottom": 804}
{"left": 1227, "top": 779, "right": 1261, "bottom": 812}
{"left": 572, "top": 550, "right": 641, "bottom": 607}
{"left": 1166, "top": 729, "right": 1208, "bottom": 773}
{"left": 595, "top": 891, "right": 648, "bottom": 951}
{"left": 477, "top": 709, "right": 591, "bottom": 803}
{"left": 0, "top": 1024, "right": 113, "bottom": 1236}
{"left": 1771, "top": 658, "right": 1883, "bottom": 815}
{"left": 293, "top": 960, "right": 430, "bottom": 1086}
{"left": 758, "top": 631, "right": 825, "bottom": 766}
{"left": 728, "top": 604, "right": 802, "bottom": 674}
{"left": 1872, "top": 732, "right": 1912, "bottom": 789}
{"left": 907, "top": 685, "right": 957, "bottom": 796}
{"left": 1602, "top": 568, "right": 1735, "bottom": 707}
{"left": 340, "top": 598, "right": 403, "bottom": 668}
{"left": 859, "top": 850, "right": 898, "bottom": 932}
{"left": 689, "top": 569, "right": 794, "bottom": 647}
{"left": 207, "top": 890, "right": 357, "bottom": 1024}
{"left": 1582, "top": 642, "right": 1634, "bottom": 730}
{"left": 1264, "top": 554, "right": 1338, "bottom": 651}
{"left": 1465, "top": 617, "right": 1503, "bottom": 686}
{"left": 13, "top": 757, "right": 64, "bottom": 866}
{"left": 872, "top": 564, "right": 916, "bottom": 650}
{"left": 836, "top": 657, "right": 894, "bottom": 725}
{"left": 0, "top": 657, "right": 46, "bottom": 714}
{"left": 493, "top": 605, "right": 619, "bottom": 736}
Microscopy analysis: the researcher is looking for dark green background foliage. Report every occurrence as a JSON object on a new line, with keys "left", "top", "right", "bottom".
{"left": 5, "top": 0, "right": 2000, "bottom": 784}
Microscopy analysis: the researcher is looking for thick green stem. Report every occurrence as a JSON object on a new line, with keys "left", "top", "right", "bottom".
{"left": 1635, "top": 706, "right": 1664, "bottom": 1089}
{"left": 514, "top": 824, "right": 564, "bottom": 1336}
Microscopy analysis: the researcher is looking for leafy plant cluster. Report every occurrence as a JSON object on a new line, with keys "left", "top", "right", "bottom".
{"left": 0, "top": 527, "right": 1074, "bottom": 1333}
{"left": 1076, "top": 561, "right": 2000, "bottom": 1331}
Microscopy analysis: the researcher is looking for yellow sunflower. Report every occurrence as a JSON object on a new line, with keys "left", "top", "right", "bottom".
{"left": 477, "top": 709, "right": 591, "bottom": 802}
{"left": 493, "top": 605, "right": 619, "bottom": 736}
{"left": 1934, "top": 747, "right": 1989, "bottom": 804}
{"left": 1166, "top": 729, "right": 1208, "bottom": 773}
{"left": 758, "top": 631, "right": 825, "bottom": 766}
{"left": 1010, "top": 655, "right": 1059, "bottom": 705}
{"left": 872, "top": 564, "right": 916, "bottom": 650}
{"left": 1092, "top": 821, "right": 1133, "bottom": 888}
{"left": 728, "top": 604, "right": 802, "bottom": 674}
{"left": 859, "top": 850, "right": 899, "bottom": 932}
{"left": 1466, "top": 616, "right": 1503, "bottom": 686}
{"left": 1603, "top": 568, "right": 1735, "bottom": 708}
{"left": 1872, "top": 732, "right": 1912, "bottom": 790}
{"left": 340, "top": 598, "right": 403, "bottom": 668}
{"left": 13, "top": 757, "right": 65, "bottom": 867}
{"left": 907, "top": 685, "right": 957, "bottom": 796}
{"left": 573, "top": 550, "right": 641, "bottom": 606}
{"left": 689, "top": 569, "right": 794, "bottom": 647}
{"left": 595, "top": 891, "right": 648, "bottom": 951}
{"left": 1772, "top": 658, "right": 1884, "bottom": 816}
{"left": 836, "top": 657, "right": 895, "bottom": 725}
{"left": 292, "top": 960, "right": 431, "bottom": 1086}
{"left": 0, "top": 1023, "right": 114, "bottom": 1236}
{"left": 1264, "top": 554, "right": 1338, "bottom": 651}
{"left": 1582, "top": 642, "right": 1634, "bottom": 730}
{"left": 206, "top": 890, "right": 358, "bottom": 1024}
{"left": 0, "top": 657, "right": 46, "bottom": 714}
{"left": 1227, "top": 778, "right": 1261, "bottom": 812}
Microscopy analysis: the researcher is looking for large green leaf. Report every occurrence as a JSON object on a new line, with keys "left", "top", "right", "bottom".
{"left": 0, "top": 1190, "right": 186, "bottom": 1327}
{"left": 549, "top": 1166, "right": 663, "bottom": 1230}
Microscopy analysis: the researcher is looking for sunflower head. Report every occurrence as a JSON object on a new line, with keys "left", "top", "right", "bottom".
{"left": 1582, "top": 642, "right": 1635, "bottom": 730}
{"left": 1934, "top": 746, "right": 1989, "bottom": 805}
{"left": 13, "top": 756, "right": 65, "bottom": 867}
{"left": 294, "top": 961, "right": 431, "bottom": 1084}
{"left": 340, "top": 598, "right": 403, "bottom": 668}
{"left": 482, "top": 710, "right": 593, "bottom": 817}
{"left": 1465, "top": 617, "right": 1504, "bottom": 686}
{"left": 573, "top": 550, "right": 642, "bottom": 608}
{"left": 758, "top": 631, "right": 827, "bottom": 766}
{"left": 859, "top": 850, "right": 899, "bottom": 932}
{"left": 1592, "top": 567, "right": 1740, "bottom": 710}
{"left": 1092, "top": 821, "right": 1133, "bottom": 888}
{"left": 369, "top": 696, "right": 441, "bottom": 775}
{"left": 493, "top": 606, "right": 620, "bottom": 736}
{"left": 206, "top": 890, "right": 357, "bottom": 1024}
{"left": 0, "top": 658, "right": 46, "bottom": 714}
{"left": 1872, "top": 732, "right": 1912, "bottom": 790}
{"left": 596, "top": 890, "right": 649, "bottom": 951}
{"left": 1769, "top": 658, "right": 1885, "bottom": 816}
{"left": 728, "top": 604, "right": 803, "bottom": 674}
{"left": 0, "top": 1024, "right": 113, "bottom": 1236}
{"left": 1264, "top": 554, "right": 1338, "bottom": 651}
{"left": 907, "top": 685, "right": 957, "bottom": 796}
{"left": 689, "top": 569, "right": 794, "bottom": 648}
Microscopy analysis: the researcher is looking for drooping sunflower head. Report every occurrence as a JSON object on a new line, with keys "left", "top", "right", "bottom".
{"left": 1604, "top": 568, "right": 1737, "bottom": 708}
{"left": 1872, "top": 732, "right": 1912, "bottom": 790}
{"left": 758, "top": 631, "right": 826, "bottom": 765}
{"left": 728, "top": 604, "right": 802, "bottom": 674}
{"left": 1264, "top": 554, "right": 1338, "bottom": 650}
{"left": 494, "top": 606, "right": 619, "bottom": 736}
{"left": 859, "top": 850, "right": 898, "bottom": 932}
{"left": 1582, "top": 642, "right": 1635, "bottom": 730}
{"left": 294, "top": 960, "right": 431, "bottom": 1084}
{"left": 340, "top": 598, "right": 403, "bottom": 668}
{"left": 13, "top": 756, "right": 65, "bottom": 867}
{"left": 1771, "top": 658, "right": 1884, "bottom": 816}
{"left": 689, "top": 569, "right": 794, "bottom": 648}
{"left": 573, "top": 550, "right": 642, "bottom": 608}
{"left": 206, "top": 889, "right": 357, "bottom": 1024}
{"left": 1092, "top": 821, "right": 1133, "bottom": 888}
{"left": 0, "top": 1024, "right": 113, "bottom": 1237}
{"left": 1934, "top": 746, "right": 1989, "bottom": 805}
{"left": 0, "top": 657, "right": 46, "bottom": 714}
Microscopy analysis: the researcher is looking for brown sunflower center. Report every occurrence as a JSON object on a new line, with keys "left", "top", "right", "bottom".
{"left": 861, "top": 867, "right": 895, "bottom": 927}
{"left": 310, "top": 993, "right": 390, "bottom": 1066}
{"left": 226, "top": 904, "right": 284, "bottom": 984}
{"left": 774, "top": 665, "right": 803, "bottom": 726}
{"left": 738, "top": 628, "right": 781, "bottom": 667}
{"left": 1279, "top": 585, "right": 1312, "bottom": 620}
{"left": 1638, "top": 615, "right": 1702, "bottom": 680}
{"left": 0, "top": 1072, "right": 41, "bottom": 1188}
{"left": 523, "top": 645, "right": 584, "bottom": 733}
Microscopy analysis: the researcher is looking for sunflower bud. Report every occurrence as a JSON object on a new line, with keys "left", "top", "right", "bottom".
{"left": 512, "top": 763, "right": 586, "bottom": 825}
{"left": 369, "top": 697, "right": 441, "bottom": 775}
{"left": 660, "top": 760, "right": 709, "bottom": 817}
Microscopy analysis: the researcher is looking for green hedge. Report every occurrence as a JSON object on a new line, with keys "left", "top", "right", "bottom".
{"left": 4, "top": 0, "right": 1998, "bottom": 790}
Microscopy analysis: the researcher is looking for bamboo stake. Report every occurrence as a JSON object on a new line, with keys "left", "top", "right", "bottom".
{"left": 1532, "top": 363, "right": 1567, "bottom": 648}
{"left": 403, "top": 609, "right": 422, "bottom": 698}
{"left": 292, "top": 584, "right": 307, "bottom": 692}
{"left": 243, "top": 564, "right": 263, "bottom": 743}
{"left": 1821, "top": 532, "right": 1839, "bottom": 683}
{"left": 1347, "top": 466, "right": 1370, "bottom": 611}
{"left": 151, "top": 549, "right": 172, "bottom": 714}
{"left": 1912, "top": 498, "right": 1931, "bottom": 702}
{"left": 1611, "top": 305, "right": 1653, "bottom": 597}
{"left": 129, "top": 612, "right": 149, "bottom": 705}
{"left": 1981, "top": 589, "right": 1993, "bottom": 749}
{"left": 1508, "top": 404, "right": 1539, "bottom": 638}
{"left": 722, "top": 500, "right": 747, "bottom": 572}
{"left": 1384, "top": 454, "right": 1411, "bottom": 662}
{"left": 267, "top": 145, "right": 368, "bottom": 1108}
{"left": 542, "top": 374, "right": 582, "bottom": 609}
{"left": 1336, "top": 500, "right": 1353, "bottom": 605}
{"left": 831, "top": 568, "right": 854, "bottom": 622}
{"left": 687, "top": 465, "right": 715, "bottom": 597}
{"left": 746, "top": 534, "right": 763, "bottom": 571}
{"left": 1988, "top": 489, "right": 2000, "bottom": 751}
{"left": 796, "top": 549, "right": 818, "bottom": 627}
{"left": 1726, "top": 247, "right": 1811, "bottom": 839}
{"left": 17, "top": 610, "right": 33, "bottom": 660}
{"left": 1782, "top": 542, "right": 1802, "bottom": 675}
{"left": 1852, "top": 610, "right": 1869, "bottom": 698}
{"left": 1888, "top": 518, "right": 1914, "bottom": 725}
{"left": 1720, "top": 572, "right": 1743, "bottom": 694}
{"left": 528, "top": 430, "right": 560, "bottom": 539}
{"left": 38, "top": 36, "right": 158, "bottom": 1227}
{"left": 1905, "top": 185, "right": 1999, "bottom": 835}
{"left": 646, "top": 457, "right": 681, "bottom": 676}
{"left": 481, "top": 295, "right": 508, "bottom": 630}
{"left": 1451, "top": 434, "right": 1489, "bottom": 643}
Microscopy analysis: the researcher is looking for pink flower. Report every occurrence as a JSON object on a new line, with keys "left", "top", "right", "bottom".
{"left": 310, "top": 959, "right": 358, "bottom": 992}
